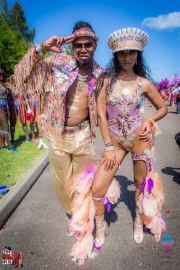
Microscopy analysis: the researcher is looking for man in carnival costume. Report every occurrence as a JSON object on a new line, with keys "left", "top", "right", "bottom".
{"left": 14, "top": 21, "right": 118, "bottom": 265}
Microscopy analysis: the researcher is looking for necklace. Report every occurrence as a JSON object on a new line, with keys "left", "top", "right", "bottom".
{"left": 78, "top": 74, "right": 88, "bottom": 80}
{"left": 118, "top": 74, "right": 134, "bottom": 96}
{"left": 77, "top": 73, "right": 89, "bottom": 92}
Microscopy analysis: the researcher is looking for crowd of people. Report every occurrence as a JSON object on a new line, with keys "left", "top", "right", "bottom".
{"left": 1, "top": 20, "right": 174, "bottom": 265}
{"left": 0, "top": 70, "right": 48, "bottom": 151}
{"left": 157, "top": 75, "right": 180, "bottom": 114}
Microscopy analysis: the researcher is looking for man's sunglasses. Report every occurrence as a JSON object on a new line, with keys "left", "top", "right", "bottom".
{"left": 73, "top": 42, "right": 95, "bottom": 50}
{"left": 0, "top": 73, "right": 5, "bottom": 75}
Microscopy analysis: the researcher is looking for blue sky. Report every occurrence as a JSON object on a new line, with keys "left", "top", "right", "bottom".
{"left": 7, "top": 0, "right": 180, "bottom": 82}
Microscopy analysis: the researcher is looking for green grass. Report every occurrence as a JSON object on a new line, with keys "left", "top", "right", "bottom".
{"left": 0, "top": 122, "right": 47, "bottom": 190}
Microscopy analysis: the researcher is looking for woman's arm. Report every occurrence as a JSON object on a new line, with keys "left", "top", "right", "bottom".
{"left": 97, "top": 78, "right": 116, "bottom": 171}
{"left": 140, "top": 79, "right": 168, "bottom": 141}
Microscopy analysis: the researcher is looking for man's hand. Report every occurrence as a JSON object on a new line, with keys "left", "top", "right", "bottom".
{"left": 43, "top": 35, "right": 75, "bottom": 53}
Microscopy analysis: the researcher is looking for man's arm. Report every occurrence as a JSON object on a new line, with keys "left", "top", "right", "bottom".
{"left": 14, "top": 34, "right": 75, "bottom": 96}
{"left": 13, "top": 44, "right": 54, "bottom": 96}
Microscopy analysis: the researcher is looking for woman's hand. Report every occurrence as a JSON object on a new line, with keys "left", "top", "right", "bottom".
{"left": 139, "top": 120, "right": 152, "bottom": 141}
{"left": 100, "top": 150, "right": 116, "bottom": 171}
{"left": 44, "top": 35, "right": 75, "bottom": 53}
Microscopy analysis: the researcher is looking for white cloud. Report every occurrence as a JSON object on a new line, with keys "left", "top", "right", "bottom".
{"left": 142, "top": 12, "right": 180, "bottom": 30}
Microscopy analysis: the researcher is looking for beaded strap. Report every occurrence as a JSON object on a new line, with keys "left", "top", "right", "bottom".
{"left": 62, "top": 121, "right": 89, "bottom": 134}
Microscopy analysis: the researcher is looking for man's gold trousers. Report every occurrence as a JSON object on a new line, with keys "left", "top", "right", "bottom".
{"left": 48, "top": 121, "right": 97, "bottom": 213}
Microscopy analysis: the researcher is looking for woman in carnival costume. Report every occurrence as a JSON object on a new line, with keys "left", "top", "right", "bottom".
{"left": 10, "top": 75, "right": 34, "bottom": 143}
{"left": 0, "top": 69, "right": 19, "bottom": 152}
{"left": 91, "top": 28, "right": 168, "bottom": 248}
{"left": 26, "top": 90, "right": 42, "bottom": 142}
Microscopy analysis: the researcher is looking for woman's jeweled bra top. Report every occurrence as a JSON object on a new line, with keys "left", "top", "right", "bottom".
{"left": 106, "top": 76, "right": 144, "bottom": 151}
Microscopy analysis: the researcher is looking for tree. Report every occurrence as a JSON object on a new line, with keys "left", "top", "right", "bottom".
{"left": 0, "top": 0, "right": 35, "bottom": 42}
{"left": 66, "top": 44, "right": 74, "bottom": 56}
{"left": 0, "top": 21, "right": 31, "bottom": 78}
{"left": 0, "top": 0, "right": 9, "bottom": 23}
{"left": 9, "top": 1, "right": 35, "bottom": 42}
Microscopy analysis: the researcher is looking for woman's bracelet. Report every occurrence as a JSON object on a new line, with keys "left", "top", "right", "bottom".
{"left": 147, "top": 117, "right": 155, "bottom": 129}
{"left": 105, "top": 142, "right": 113, "bottom": 146}
{"left": 40, "top": 42, "right": 49, "bottom": 54}
{"left": 105, "top": 145, "right": 114, "bottom": 152}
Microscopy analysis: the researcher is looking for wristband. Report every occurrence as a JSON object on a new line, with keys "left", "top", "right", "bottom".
{"left": 105, "top": 145, "right": 114, "bottom": 152}
{"left": 105, "top": 142, "right": 113, "bottom": 146}
{"left": 40, "top": 42, "right": 49, "bottom": 54}
{"left": 147, "top": 117, "right": 155, "bottom": 129}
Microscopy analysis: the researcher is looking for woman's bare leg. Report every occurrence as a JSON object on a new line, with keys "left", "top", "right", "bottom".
{"left": 131, "top": 125, "right": 154, "bottom": 204}
{"left": 22, "top": 123, "right": 30, "bottom": 141}
{"left": 0, "top": 108, "right": 12, "bottom": 148}
{"left": 0, "top": 124, "right": 4, "bottom": 147}
{"left": 92, "top": 135, "right": 127, "bottom": 215}
{"left": 91, "top": 135, "right": 127, "bottom": 247}
{"left": 35, "top": 122, "right": 39, "bottom": 138}
{"left": 9, "top": 106, "right": 16, "bottom": 143}
{"left": 131, "top": 124, "right": 154, "bottom": 243}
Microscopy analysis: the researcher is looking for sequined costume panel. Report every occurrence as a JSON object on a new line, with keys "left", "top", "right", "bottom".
{"left": 107, "top": 77, "right": 144, "bottom": 151}
{"left": 0, "top": 83, "right": 9, "bottom": 115}
{"left": 14, "top": 95, "right": 26, "bottom": 124}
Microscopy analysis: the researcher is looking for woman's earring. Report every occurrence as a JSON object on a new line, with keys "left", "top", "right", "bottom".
{"left": 136, "top": 61, "right": 138, "bottom": 65}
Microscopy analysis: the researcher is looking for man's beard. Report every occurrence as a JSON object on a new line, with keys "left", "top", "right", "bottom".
{"left": 78, "top": 59, "right": 91, "bottom": 66}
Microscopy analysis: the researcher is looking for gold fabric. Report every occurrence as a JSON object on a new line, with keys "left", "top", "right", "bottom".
{"left": 48, "top": 121, "right": 97, "bottom": 213}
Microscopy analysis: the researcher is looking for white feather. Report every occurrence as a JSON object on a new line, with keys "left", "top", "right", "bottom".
{"left": 106, "top": 178, "right": 121, "bottom": 204}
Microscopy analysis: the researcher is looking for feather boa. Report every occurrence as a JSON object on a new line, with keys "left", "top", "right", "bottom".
{"left": 138, "top": 171, "right": 166, "bottom": 241}
{"left": 68, "top": 166, "right": 97, "bottom": 265}
{"left": 68, "top": 168, "right": 121, "bottom": 265}
{"left": 105, "top": 178, "right": 121, "bottom": 204}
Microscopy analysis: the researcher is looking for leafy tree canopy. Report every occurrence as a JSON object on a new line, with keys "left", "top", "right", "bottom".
{"left": 0, "top": 0, "right": 35, "bottom": 42}
{"left": 0, "top": 20, "right": 31, "bottom": 78}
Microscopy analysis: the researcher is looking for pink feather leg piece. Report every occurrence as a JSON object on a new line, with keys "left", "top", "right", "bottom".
{"left": 68, "top": 166, "right": 97, "bottom": 265}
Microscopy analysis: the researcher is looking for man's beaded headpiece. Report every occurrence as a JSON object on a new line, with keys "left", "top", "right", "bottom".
{"left": 73, "top": 31, "right": 99, "bottom": 42}
{"left": 107, "top": 28, "right": 149, "bottom": 54}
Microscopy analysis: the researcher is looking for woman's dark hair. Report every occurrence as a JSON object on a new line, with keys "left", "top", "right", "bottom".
{"left": 96, "top": 50, "right": 153, "bottom": 98}
{"left": 72, "top": 21, "right": 95, "bottom": 33}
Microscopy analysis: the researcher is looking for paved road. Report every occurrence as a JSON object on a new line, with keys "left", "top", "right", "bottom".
{"left": 0, "top": 104, "right": 180, "bottom": 270}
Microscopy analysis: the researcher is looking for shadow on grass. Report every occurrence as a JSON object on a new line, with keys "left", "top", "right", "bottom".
{"left": 14, "top": 131, "right": 39, "bottom": 148}
{"left": 161, "top": 167, "right": 180, "bottom": 185}
{"left": 14, "top": 135, "right": 27, "bottom": 148}
{"left": 105, "top": 176, "right": 136, "bottom": 226}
